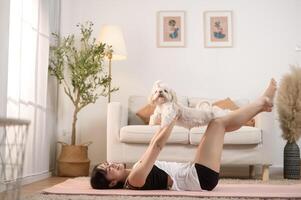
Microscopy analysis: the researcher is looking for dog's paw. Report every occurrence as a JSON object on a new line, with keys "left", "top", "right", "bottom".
{"left": 161, "top": 112, "right": 177, "bottom": 127}
{"left": 149, "top": 118, "right": 155, "bottom": 126}
{"left": 149, "top": 114, "right": 161, "bottom": 125}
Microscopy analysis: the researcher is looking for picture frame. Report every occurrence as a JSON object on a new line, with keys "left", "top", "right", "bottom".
{"left": 157, "top": 11, "right": 185, "bottom": 47}
{"left": 204, "top": 11, "right": 233, "bottom": 48}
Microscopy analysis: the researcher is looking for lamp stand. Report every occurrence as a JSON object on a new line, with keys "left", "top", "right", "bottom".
{"left": 108, "top": 53, "right": 112, "bottom": 103}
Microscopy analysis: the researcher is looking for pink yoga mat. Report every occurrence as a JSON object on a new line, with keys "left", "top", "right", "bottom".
{"left": 43, "top": 178, "right": 301, "bottom": 198}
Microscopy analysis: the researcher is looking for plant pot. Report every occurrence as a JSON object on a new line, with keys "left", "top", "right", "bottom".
{"left": 57, "top": 143, "right": 90, "bottom": 177}
{"left": 284, "top": 141, "right": 300, "bottom": 179}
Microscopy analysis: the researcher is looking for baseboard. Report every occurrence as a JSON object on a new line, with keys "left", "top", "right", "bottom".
{"left": 21, "top": 170, "right": 53, "bottom": 185}
{"left": 270, "top": 165, "right": 283, "bottom": 175}
{"left": 0, "top": 170, "right": 53, "bottom": 193}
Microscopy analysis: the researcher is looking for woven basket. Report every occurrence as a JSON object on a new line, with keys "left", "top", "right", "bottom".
{"left": 57, "top": 143, "right": 91, "bottom": 177}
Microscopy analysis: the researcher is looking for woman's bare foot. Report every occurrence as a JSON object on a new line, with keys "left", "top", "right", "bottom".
{"left": 260, "top": 78, "right": 277, "bottom": 112}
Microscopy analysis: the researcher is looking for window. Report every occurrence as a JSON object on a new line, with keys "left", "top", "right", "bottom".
{"left": 7, "top": 0, "right": 50, "bottom": 175}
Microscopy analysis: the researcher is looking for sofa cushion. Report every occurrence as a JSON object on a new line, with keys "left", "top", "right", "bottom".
{"left": 189, "top": 126, "right": 262, "bottom": 145}
{"left": 128, "top": 95, "right": 188, "bottom": 125}
{"left": 120, "top": 125, "right": 189, "bottom": 144}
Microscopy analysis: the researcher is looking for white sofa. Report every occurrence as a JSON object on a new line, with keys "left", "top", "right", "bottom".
{"left": 107, "top": 96, "right": 272, "bottom": 180}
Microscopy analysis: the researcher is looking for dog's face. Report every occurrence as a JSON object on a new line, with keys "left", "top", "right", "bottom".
{"left": 149, "top": 80, "right": 177, "bottom": 105}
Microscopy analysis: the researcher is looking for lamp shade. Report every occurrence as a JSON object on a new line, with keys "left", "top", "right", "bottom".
{"left": 98, "top": 25, "right": 127, "bottom": 60}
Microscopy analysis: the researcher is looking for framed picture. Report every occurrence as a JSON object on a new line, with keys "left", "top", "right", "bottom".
{"left": 157, "top": 11, "right": 185, "bottom": 47}
{"left": 204, "top": 11, "right": 233, "bottom": 48}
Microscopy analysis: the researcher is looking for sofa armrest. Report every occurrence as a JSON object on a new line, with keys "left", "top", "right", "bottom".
{"left": 107, "top": 102, "right": 127, "bottom": 162}
{"left": 107, "top": 102, "right": 123, "bottom": 139}
{"left": 254, "top": 112, "right": 274, "bottom": 131}
{"left": 254, "top": 112, "right": 275, "bottom": 164}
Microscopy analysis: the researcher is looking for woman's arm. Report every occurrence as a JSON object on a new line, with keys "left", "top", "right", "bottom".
{"left": 127, "top": 118, "right": 177, "bottom": 187}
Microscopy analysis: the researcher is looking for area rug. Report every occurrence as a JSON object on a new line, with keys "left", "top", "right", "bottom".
{"left": 41, "top": 177, "right": 301, "bottom": 199}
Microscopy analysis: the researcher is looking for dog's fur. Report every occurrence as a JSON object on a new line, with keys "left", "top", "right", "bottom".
{"left": 149, "top": 80, "right": 230, "bottom": 128}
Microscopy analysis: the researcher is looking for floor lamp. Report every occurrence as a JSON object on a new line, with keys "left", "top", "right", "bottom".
{"left": 98, "top": 25, "right": 127, "bottom": 103}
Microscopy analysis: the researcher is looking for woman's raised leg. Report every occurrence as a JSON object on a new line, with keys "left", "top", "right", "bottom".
{"left": 193, "top": 79, "right": 277, "bottom": 172}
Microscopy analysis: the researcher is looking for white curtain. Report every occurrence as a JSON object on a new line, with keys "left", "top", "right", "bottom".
{"left": 7, "top": 0, "right": 51, "bottom": 177}
{"left": 0, "top": 0, "right": 10, "bottom": 117}
{"left": 47, "top": 0, "right": 61, "bottom": 174}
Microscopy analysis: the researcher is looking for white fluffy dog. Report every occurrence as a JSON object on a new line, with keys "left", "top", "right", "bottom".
{"left": 149, "top": 80, "right": 230, "bottom": 128}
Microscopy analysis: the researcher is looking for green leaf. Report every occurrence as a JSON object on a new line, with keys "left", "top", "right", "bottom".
{"left": 48, "top": 21, "right": 119, "bottom": 145}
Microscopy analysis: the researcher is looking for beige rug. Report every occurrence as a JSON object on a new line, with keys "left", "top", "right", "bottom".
{"left": 22, "top": 177, "right": 301, "bottom": 200}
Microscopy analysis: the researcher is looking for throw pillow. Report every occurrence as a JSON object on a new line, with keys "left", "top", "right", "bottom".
{"left": 136, "top": 104, "right": 156, "bottom": 124}
{"left": 213, "top": 97, "right": 239, "bottom": 110}
{"left": 213, "top": 98, "right": 255, "bottom": 127}
{"left": 244, "top": 118, "right": 255, "bottom": 127}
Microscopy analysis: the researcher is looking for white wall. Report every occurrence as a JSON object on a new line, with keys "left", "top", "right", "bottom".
{"left": 297, "top": 0, "right": 301, "bottom": 63}
{"left": 0, "top": 0, "right": 9, "bottom": 117}
{"left": 59, "top": 0, "right": 301, "bottom": 168}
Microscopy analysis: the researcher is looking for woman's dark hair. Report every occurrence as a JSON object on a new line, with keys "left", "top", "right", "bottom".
{"left": 90, "top": 164, "right": 124, "bottom": 189}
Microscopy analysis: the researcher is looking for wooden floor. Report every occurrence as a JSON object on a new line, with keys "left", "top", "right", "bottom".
{"left": 20, "top": 177, "right": 68, "bottom": 198}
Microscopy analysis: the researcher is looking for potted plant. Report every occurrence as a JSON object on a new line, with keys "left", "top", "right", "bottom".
{"left": 276, "top": 65, "right": 301, "bottom": 179}
{"left": 49, "top": 21, "right": 118, "bottom": 177}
